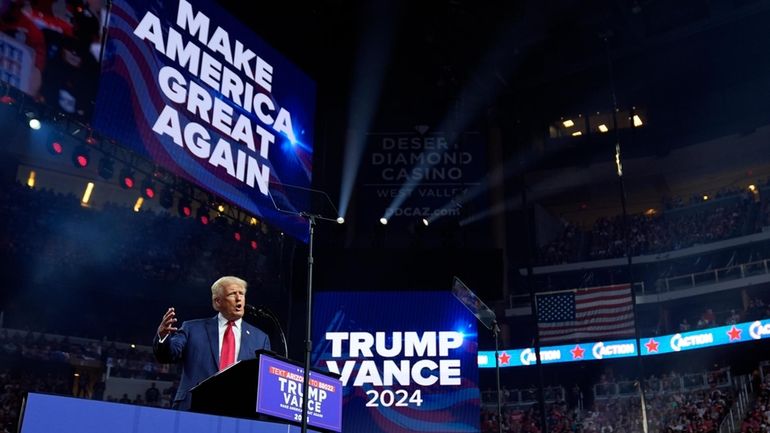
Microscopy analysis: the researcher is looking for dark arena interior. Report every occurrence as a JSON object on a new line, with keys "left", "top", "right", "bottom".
{"left": 1, "top": 0, "right": 770, "bottom": 432}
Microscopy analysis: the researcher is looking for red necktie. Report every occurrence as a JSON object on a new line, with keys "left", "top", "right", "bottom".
{"left": 220, "top": 321, "right": 235, "bottom": 370}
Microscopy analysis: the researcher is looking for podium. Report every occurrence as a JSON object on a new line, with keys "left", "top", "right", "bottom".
{"left": 190, "top": 350, "right": 342, "bottom": 432}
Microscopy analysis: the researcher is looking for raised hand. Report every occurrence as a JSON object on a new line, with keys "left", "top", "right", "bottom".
{"left": 158, "top": 307, "right": 178, "bottom": 338}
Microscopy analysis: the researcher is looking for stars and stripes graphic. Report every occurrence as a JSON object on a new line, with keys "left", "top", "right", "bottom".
{"left": 536, "top": 284, "right": 635, "bottom": 343}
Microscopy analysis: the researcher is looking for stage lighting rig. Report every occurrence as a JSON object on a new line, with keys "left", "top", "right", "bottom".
{"left": 177, "top": 198, "right": 192, "bottom": 217}
{"left": 159, "top": 186, "right": 174, "bottom": 209}
{"left": 72, "top": 145, "right": 90, "bottom": 168}
{"left": 119, "top": 168, "right": 136, "bottom": 189}
{"left": 47, "top": 140, "right": 64, "bottom": 156}
{"left": 25, "top": 112, "right": 41, "bottom": 130}
{"left": 98, "top": 157, "right": 115, "bottom": 180}
{"left": 141, "top": 176, "right": 156, "bottom": 199}
{"left": 197, "top": 205, "right": 210, "bottom": 225}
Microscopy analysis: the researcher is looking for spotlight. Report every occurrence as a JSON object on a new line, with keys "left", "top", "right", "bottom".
{"left": 141, "top": 176, "right": 156, "bottom": 199}
{"left": 27, "top": 113, "right": 41, "bottom": 130}
{"left": 98, "top": 157, "right": 114, "bottom": 180}
{"left": 234, "top": 232, "right": 241, "bottom": 241}
{"left": 47, "top": 140, "right": 63, "bottom": 156}
{"left": 336, "top": 216, "right": 345, "bottom": 224}
{"left": 197, "top": 206, "right": 210, "bottom": 225}
{"left": 119, "top": 168, "right": 135, "bottom": 189}
{"left": 177, "top": 198, "right": 192, "bottom": 217}
{"left": 159, "top": 187, "right": 174, "bottom": 209}
{"left": 72, "top": 145, "right": 90, "bottom": 168}
{"left": 422, "top": 218, "right": 429, "bottom": 227}
{"left": 81, "top": 182, "right": 95, "bottom": 205}
{"left": 85, "top": 130, "right": 97, "bottom": 145}
{"left": 0, "top": 91, "right": 14, "bottom": 105}
{"left": 250, "top": 240, "right": 258, "bottom": 250}
{"left": 379, "top": 217, "right": 388, "bottom": 225}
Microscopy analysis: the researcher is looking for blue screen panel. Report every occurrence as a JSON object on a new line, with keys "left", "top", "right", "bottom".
{"left": 311, "top": 291, "right": 480, "bottom": 433}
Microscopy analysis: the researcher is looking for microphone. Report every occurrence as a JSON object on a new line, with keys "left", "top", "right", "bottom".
{"left": 244, "top": 304, "right": 288, "bottom": 358}
{"left": 245, "top": 304, "right": 269, "bottom": 317}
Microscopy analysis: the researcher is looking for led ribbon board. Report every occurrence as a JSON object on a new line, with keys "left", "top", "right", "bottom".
{"left": 640, "top": 319, "right": 767, "bottom": 356}
{"left": 312, "top": 291, "right": 480, "bottom": 433}
{"left": 478, "top": 339, "right": 638, "bottom": 368}
{"left": 93, "top": 0, "right": 316, "bottom": 241}
{"left": 478, "top": 318, "right": 770, "bottom": 368}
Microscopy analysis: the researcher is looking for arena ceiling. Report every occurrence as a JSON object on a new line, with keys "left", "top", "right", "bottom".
{"left": 213, "top": 0, "right": 770, "bottom": 223}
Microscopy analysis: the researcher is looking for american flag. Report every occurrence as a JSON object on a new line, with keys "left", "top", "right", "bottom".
{"left": 536, "top": 284, "right": 635, "bottom": 343}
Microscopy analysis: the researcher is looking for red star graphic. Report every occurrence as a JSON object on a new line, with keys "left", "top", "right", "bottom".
{"left": 498, "top": 351, "right": 511, "bottom": 365}
{"left": 570, "top": 344, "right": 585, "bottom": 359}
{"left": 727, "top": 325, "right": 742, "bottom": 341}
{"left": 644, "top": 338, "right": 659, "bottom": 353}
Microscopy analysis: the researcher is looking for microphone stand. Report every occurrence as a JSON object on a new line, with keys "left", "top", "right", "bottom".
{"left": 246, "top": 305, "right": 289, "bottom": 359}
{"left": 300, "top": 213, "right": 316, "bottom": 433}
{"left": 264, "top": 186, "right": 340, "bottom": 433}
{"left": 493, "top": 320, "right": 503, "bottom": 433}
{"left": 296, "top": 212, "right": 337, "bottom": 433}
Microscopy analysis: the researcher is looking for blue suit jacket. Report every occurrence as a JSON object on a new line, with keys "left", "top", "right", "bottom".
{"left": 153, "top": 315, "right": 271, "bottom": 410}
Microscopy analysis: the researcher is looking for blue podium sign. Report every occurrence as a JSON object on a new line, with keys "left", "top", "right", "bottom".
{"left": 257, "top": 353, "right": 343, "bottom": 432}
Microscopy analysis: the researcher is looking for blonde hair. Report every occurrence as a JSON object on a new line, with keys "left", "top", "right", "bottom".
{"left": 211, "top": 276, "right": 248, "bottom": 306}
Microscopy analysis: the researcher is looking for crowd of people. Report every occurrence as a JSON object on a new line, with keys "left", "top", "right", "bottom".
{"left": 481, "top": 367, "right": 743, "bottom": 433}
{"left": 0, "top": 369, "right": 70, "bottom": 433}
{"left": 537, "top": 189, "right": 763, "bottom": 265}
{"left": 741, "top": 380, "right": 770, "bottom": 433}
{"left": 0, "top": 327, "right": 183, "bottom": 432}
{"left": 0, "top": 327, "right": 179, "bottom": 379}
{"left": 105, "top": 381, "right": 178, "bottom": 408}
{"left": 0, "top": 182, "right": 281, "bottom": 287}
{"left": 667, "top": 297, "right": 770, "bottom": 335}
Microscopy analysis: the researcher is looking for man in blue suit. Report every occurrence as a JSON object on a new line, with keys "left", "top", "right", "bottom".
{"left": 153, "top": 275, "right": 271, "bottom": 410}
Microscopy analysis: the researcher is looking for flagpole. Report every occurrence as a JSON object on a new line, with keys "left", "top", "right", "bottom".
{"left": 603, "top": 33, "right": 648, "bottom": 433}
{"left": 522, "top": 176, "right": 550, "bottom": 433}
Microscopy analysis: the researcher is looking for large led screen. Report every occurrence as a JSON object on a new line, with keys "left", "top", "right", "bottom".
{"left": 312, "top": 291, "right": 481, "bottom": 433}
{"left": 0, "top": 0, "right": 107, "bottom": 121}
{"left": 92, "top": 0, "right": 316, "bottom": 241}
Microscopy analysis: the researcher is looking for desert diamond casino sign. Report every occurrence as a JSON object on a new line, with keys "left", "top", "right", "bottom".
{"left": 312, "top": 291, "right": 480, "bottom": 433}
{"left": 361, "top": 129, "right": 485, "bottom": 224}
{"left": 93, "top": 0, "right": 316, "bottom": 242}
